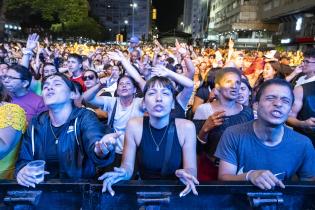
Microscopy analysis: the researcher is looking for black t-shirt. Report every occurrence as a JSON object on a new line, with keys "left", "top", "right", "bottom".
{"left": 195, "top": 86, "right": 211, "bottom": 101}
{"left": 45, "top": 123, "right": 67, "bottom": 179}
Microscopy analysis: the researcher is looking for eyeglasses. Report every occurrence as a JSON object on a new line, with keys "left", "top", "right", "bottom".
{"left": 1, "top": 75, "right": 22, "bottom": 80}
{"left": 83, "top": 75, "right": 95, "bottom": 81}
{"left": 302, "top": 60, "right": 315, "bottom": 64}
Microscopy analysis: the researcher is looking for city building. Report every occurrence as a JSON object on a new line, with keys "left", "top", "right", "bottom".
{"left": 208, "top": 0, "right": 278, "bottom": 49}
{"left": 261, "top": 0, "right": 315, "bottom": 49}
{"left": 89, "top": 0, "right": 151, "bottom": 41}
{"left": 182, "top": 0, "right": 211, "bottom": 43}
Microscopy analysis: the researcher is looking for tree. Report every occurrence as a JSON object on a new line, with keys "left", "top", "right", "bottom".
{"left": 0, "top": 0, "right": 8, "bottom": 41}
{"left": 4, "top": 0, "right": 105, "bottom": 40}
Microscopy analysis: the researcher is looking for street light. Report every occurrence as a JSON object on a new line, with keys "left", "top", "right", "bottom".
{"left": 130, "top": 2, "right": 138, "bottom": 37}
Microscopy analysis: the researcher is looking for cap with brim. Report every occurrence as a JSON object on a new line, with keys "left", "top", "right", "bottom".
{"left": 130, "top": 37, "right": 140, "bottom": 43}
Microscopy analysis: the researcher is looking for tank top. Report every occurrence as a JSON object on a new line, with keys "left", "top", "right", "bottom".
{"left": 296, "top": 81, "right": 315, "bottom": 145}
{"left": 137, "top": 117, "right": 182, "bottom": 180}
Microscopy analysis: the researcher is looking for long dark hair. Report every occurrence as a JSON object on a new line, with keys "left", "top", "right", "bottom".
{"left": 0, "top": 81, "right": 11, "bottom": 102}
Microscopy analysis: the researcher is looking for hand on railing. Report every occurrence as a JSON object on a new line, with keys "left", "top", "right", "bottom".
{"left": 98, "top": 167, "right": 129, "bottom": 196}
{"left": 175, "top": 169, "right": 199, "bottom": 197}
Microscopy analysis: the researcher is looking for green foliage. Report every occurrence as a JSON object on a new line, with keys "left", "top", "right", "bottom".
{"left": 52, "top": 18, "right": 106, "bottom": 40}
{"left": 5, "top": 0, "right": 104, "bottom": 40}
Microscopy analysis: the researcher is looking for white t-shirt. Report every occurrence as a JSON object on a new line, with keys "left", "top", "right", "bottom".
{"left": 193, "top": 103, "right": 214, "bottom": 120}
{"left": 295, "top": 75, "right": 315, "bottom": 87}
{"left": 102, "top": 97, "right": 144, "bottom": 154}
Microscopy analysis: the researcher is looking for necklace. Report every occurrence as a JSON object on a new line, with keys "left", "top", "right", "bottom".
{"left": 148, "top": 122, "right": 169, "bottom": 152}
{"left": 50, "top": 121, "right": 59, "bottom": 144}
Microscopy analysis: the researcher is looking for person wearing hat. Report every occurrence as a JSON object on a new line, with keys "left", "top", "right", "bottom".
{"left": 128, "top": 36, "right": 141, "bottom": 54}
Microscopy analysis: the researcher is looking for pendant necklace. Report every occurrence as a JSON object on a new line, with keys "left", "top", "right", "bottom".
{"left": 50, "top": 121, "right": 59, "bottom": 144}
{"left": 148, "top": 122, "right": 169, "bottom": 151}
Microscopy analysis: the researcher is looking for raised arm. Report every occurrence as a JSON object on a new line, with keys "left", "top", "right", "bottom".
{"left": 20, "top": 33, "right": 39, "bottom": 69}
{"left": 107, "top": 50, "right": 146, "bottom": 91}
{"left": 82, "top": 82, "right": 105, "bottom": 107}
{"left": 151, "top": 65, "right": 194, "bottom": 109}
{"left": 285, "top": 65, "right": 302, "bottom": 82}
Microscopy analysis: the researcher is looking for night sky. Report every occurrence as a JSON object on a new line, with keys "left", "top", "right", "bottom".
{"left": 152, "top": 0, "right": 184, "bottom": 32}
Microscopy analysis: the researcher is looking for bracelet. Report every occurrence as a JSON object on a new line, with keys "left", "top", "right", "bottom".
{"left": 245, "top": 170, "right": 254, "bottom": 181}
{"left": 22, "top": 48, "right": 34, "bottom": 56}
{"left": 197, "top": 135, "right": 207, "bottom": 144}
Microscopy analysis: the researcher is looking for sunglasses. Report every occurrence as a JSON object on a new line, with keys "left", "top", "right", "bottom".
{"left": 83, "top": 75, "right": 95, "bottom": 81}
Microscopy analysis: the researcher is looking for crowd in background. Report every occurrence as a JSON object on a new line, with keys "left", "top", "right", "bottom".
{"left": 0, "top": 34, "right": 314, "bottom": 196}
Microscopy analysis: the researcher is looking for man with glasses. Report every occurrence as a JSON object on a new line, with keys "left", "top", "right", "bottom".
{"left": 2, "top": 64, "right": 46, "bottom": 123}
{"left": 293, "top": 48, "right": 315, "bottom": 87}
{"left": 288, "top": 47, "right": 315, "bottom": 146}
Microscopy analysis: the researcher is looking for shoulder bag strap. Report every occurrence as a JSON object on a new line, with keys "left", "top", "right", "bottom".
{"left": 161, "top": 119, "right": 175, "bottom": 176}
{"left": 108, "top": 99, "right": 118, "bottom": 129}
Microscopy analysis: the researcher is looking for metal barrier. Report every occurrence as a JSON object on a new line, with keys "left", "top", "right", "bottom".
{"left": 1, "top": 180, "right": 315, "bottom": 210}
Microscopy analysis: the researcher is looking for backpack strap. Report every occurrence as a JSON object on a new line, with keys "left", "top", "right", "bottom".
{"left": 108, "top": 99, "right": 118, "bottom": 129}
{"left": 161, "top": 118, "right": 175, "bottom": 176}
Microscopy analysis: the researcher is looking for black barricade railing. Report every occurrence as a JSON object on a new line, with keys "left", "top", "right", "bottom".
{"left": 1, "top": 180, "right": 315, "bottom": 210}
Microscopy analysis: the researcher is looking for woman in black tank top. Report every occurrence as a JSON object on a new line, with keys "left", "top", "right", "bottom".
{"left": 99, "top": 76, "right": 198, "bottom": 197}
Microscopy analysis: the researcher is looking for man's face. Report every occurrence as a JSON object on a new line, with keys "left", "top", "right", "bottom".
{"left": 130, "top": 42, "right": 138, "bottom": 48}
{"left": 216, "top": 72, "right": 241, "bottom": 101}
{"left": 130, "top": 51, "right": 139, "bottom": 62}
{"left": 42, "top": 75, "right": 74, "bottom": 107}
{"left": 237, "top": 82, "right": 251, "bottom": 106}
{"left": 256, "top": 84, "right": 293, "bottom": 126}
{"left": 67, "top": 57, "right": 82, "bottom": 73}
{"left": 301, "top": 57, "right": 315, "bottom": 74}
{"left": 2, "top": 69, "right": 27, "bottom": 94}
{"left": 43, "top": 65, "right": 57, "bottom": 77}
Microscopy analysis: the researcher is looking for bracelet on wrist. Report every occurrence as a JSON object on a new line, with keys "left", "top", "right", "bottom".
{"left": 197, "top": 135, "right": 207, "bottom": 144}
{"left": 245, "top": 170, "right": 254, "bottom": 181}
{"left": 22, "top": 48, "right": 34, "bottom": 56}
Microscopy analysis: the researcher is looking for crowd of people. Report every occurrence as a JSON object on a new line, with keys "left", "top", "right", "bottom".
{"left": 0, "top": 33, "right": 314, "bottom": 196}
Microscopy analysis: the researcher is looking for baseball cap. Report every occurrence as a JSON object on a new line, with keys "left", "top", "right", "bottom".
{"left": 264, "top": 50, "right": 277, "bottom": 59}
{"left": 130, "top": 36, "right": 140, "bottom": 44}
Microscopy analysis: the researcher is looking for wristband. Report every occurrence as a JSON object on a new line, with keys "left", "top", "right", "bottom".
{"left": 245, "top": 170, "right": 254, "bottom": 181}
{"left": 197, "top": 135, "right": 207, "bottom": 144}
{"left": 22, "top": 48, "right": 34, "bottom": 56}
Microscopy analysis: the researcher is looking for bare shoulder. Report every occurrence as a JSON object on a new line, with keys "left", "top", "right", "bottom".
{"left": 127, "top": 117, "right": 143, "bottom": 129}
{"left": 175, "top": 119, "right": 196, "bottom": 146}
{"left": 175, "top": 118, "right": 195, "bottom": 131}
{"left": 126, "top": 117, "right": 143, "bottom": 145}
{"left": 294, "top": 85, "right": 303, "bottom": 94}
